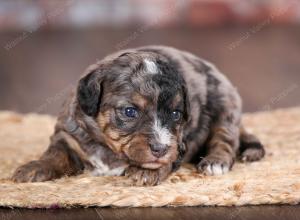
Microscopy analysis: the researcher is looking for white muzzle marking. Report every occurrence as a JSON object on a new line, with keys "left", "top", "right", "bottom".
{"left": 152, "top": 118, "right": 171, "bottom": 146}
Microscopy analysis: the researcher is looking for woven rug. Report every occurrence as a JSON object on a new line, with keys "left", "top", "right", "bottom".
{"left": 0, "top": 107, "right": 299, "bottom": 208}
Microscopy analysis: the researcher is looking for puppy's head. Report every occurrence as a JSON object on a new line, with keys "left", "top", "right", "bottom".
{"left": 77, "top": 51, "right": 189, "bottom": 169}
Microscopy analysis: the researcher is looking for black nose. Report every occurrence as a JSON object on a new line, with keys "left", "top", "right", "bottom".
{"left": 150, "top": 144, "right": 168, "bottom": 158}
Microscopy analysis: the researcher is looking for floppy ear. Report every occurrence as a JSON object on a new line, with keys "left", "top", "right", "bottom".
{"left": 77, "top": 70, "right": 103, "bottom": 117}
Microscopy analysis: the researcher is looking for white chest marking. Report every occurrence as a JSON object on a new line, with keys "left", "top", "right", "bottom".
{"left": 144, "top": 59, "right": 158, "bottom": 74}
{"left": 89, "top": 155, "right": 126, "bottom": 176}
{"left": 152, "top": 118, "right": 171, "bottom": 145}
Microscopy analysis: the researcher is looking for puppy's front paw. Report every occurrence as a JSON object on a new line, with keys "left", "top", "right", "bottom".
{"left": 125, "top": 166, "right": 160, "bottom": 186}
{"left": 125, "top": 165, "right": 172, "bottom": 186}
{"left": 11, "top": 160, "right": 58, "bottom": 183}
{"left": 197, "top": 156, "right": 233, "bottom": 176}
{"left": 240, "top": 145, "right": 265, "bottom": 162}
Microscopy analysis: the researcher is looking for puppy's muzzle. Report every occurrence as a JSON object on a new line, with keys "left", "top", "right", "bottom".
{"left": 149, "top": 143, "right": 168, "bottom": 158}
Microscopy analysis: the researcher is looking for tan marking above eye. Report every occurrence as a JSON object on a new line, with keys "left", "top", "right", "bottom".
{"left": 172, "top": 93, "right": 182, "bottom": 108}
{"left": 132, "top": 93, "right": 149, "bottom": 109}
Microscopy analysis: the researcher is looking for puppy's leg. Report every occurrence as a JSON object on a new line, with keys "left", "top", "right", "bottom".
{"left": 12, "top": 132, "right": 85, "bottom": 183}
{"left": 197, "top": 110, "right": 240, "bottom": 175}
{"left": 239, "top": 126, "right": 265, "bottom": 162}
{"left": 125, "top": 164, "right": 172, "bottom": 186}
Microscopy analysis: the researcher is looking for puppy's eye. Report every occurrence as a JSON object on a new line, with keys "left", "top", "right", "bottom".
{"left": 124, "top": 107, "right": 139, "bottom": 118}
{"left": 171, "top": 110, "right": 182, "bottom": 122}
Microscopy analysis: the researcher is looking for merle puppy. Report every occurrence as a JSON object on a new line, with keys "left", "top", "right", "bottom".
{"left": 12, "top": 46, "right": 265, "bottom": 186}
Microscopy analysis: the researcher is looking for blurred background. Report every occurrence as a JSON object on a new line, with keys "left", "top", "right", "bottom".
{"left": 0, "top": 0, "right": 299, "bottom": 115}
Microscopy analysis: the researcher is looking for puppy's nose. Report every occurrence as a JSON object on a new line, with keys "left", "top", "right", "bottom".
{"left": 150, "top": 143, "right": 168, "bottom": 158}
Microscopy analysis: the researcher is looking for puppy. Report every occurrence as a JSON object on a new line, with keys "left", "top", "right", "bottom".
{"left": 12, "top": 46, "right": 265, "bottom": 186}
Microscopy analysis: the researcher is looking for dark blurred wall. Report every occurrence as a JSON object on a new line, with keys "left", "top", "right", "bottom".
{"left": 0, "top": 26, "right": 299, "bottom": 115}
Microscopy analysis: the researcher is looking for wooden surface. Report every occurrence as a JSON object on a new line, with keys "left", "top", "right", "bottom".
{"left": 1, "top": 109, "right": 300, "bottom": 208}
{"left": 1, "top": 205, "right": 300, "bottom": 220}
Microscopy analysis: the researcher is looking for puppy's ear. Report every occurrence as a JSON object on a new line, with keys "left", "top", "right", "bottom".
{"left": 77, "top": 70, "right": 103, "bottom": 117}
